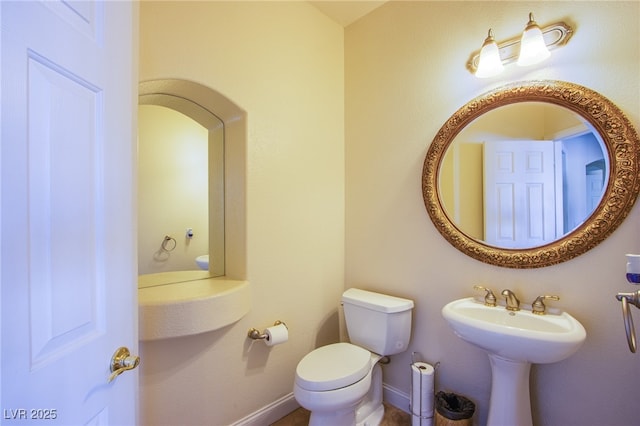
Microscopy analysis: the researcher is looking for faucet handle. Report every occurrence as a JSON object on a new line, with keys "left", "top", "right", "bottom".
{"left": 531, "top": 295, "right": 560, "bottom": 315}
{"left": 473, "top": 285, "right": 497, "bottom": 307}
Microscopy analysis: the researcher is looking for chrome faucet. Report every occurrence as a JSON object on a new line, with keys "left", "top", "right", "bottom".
{"left": 501, "top": 289, "right": 520, "bottom": 311}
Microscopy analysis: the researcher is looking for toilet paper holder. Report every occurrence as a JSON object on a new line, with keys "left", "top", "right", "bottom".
{"left": 247, "top": 320, "right": 287, "bottom": 340}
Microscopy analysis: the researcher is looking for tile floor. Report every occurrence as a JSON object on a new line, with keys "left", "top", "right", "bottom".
{"left": 270, "top": 403, "right": 412, "bottom": 426}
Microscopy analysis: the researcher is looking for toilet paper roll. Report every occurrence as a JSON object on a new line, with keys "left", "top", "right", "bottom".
{"left": 264, "top": 323, "right": 288, "bottom": 346}
{"left": 411, "top": 362, "right": 434, "bottom": 426}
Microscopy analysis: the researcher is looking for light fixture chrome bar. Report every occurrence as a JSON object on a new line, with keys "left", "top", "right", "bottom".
{"left": 467, "top": 21, "right": 574, "bottom": 73}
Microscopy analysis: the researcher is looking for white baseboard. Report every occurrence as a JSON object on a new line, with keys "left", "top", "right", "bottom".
{"left": 231, "top": 392, "right": 300, "bottom": 426}
{"left": 383, "top": 383, "right": 411, "bottom": 414}
{"left": 231, "top": 384, "right": 411, "bottom": 426}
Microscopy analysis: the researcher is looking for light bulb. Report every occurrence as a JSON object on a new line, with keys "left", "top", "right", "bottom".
{"left": 476, "top": 29, "right": 504, "bottom": 78}
{"left": 517, "top": 13, "right": 550, "bottom": 67}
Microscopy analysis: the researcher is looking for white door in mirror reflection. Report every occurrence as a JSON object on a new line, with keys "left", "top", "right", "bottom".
{"left": 483, "top": 140, "right": 559, "bottom": 248}
{"left": 586, "top": 164, "right": 605, "bottom": 216}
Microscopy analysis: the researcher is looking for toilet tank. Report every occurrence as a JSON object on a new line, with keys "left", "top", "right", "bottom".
{"left": 342, "top": 288, "right": 414, "bottom": 356}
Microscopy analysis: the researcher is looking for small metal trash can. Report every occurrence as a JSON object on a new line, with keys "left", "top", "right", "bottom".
{"left": 434, "top": 391, "right": 475, "bottom": 426}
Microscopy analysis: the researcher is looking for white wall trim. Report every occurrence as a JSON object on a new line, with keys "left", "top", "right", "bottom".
{"left": 231, "top": 384, "right": 411, "bottom": 425}
{"left": 231, "top": 392, "right": 300, "bottom": 426}
{"left": 383, "top": 383, "right": 411, "bottom": 414}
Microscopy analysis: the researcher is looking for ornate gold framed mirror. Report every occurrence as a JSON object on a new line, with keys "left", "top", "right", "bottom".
{"left": 422, "top": 80, "right": 640, "bottom": 268}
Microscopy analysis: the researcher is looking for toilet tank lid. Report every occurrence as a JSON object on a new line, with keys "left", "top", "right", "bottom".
{"left": 342, "top": 288, "right": 414, "bottom": 313}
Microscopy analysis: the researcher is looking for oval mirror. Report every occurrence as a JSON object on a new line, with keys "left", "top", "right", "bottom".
{"left": 423, "top": 80, "right": 640, "bottom": 268}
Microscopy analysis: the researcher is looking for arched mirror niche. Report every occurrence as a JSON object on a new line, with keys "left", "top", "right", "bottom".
{"left": 138, "top": 95, "right": 223, "bottom": 278}
{"left": 423, "top": 80, "right": 640, "bottom": 268}
{"left": 138, "top": 80, "right": 247, "bottom": 287}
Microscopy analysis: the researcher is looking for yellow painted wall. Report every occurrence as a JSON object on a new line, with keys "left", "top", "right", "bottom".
{"left": 346, "top": 2, "right": 639, "bottom": 425}
{"left": 138, "top": 2, "right": 344, "bottom": 424}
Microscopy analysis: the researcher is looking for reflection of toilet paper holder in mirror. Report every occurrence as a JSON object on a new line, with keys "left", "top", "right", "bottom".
{"left": 247, "top": 320, "right": 287, "bottom": 340}
{"left": 616, "top": 291, "right": 640, "bottom": 353}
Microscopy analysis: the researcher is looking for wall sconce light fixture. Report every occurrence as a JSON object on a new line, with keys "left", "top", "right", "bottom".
{"left": 468, "top": 13, "right": 573, "bottom": 78}
{"left": 475, "top": 29, "right": 504, "bottom": 78}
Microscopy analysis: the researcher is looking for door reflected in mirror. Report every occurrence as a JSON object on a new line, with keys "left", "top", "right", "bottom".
{"left": 138, "top": 95, "right": 224, "bottom": 280}
{"left": 439, "top": 102, "right": 607, "bottom": 249}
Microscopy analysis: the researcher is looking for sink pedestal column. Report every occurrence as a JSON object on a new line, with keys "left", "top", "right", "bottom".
{"left": 487, "top": 354, "right": 533, "bottom": 426}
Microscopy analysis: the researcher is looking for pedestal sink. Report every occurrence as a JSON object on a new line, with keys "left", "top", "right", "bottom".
{"left": 442, "top": 297, "right": 586, "bottom": 426}
{"left": 195, "top": 254, "right": 209, "bottom": 270}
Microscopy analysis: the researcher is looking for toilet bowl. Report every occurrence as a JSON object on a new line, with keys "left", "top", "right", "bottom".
{"left": 294, "top": 343, "right": 382, "bottom": 426}
{"left": 294, "top": 288, "right": 414, "bottom": 426}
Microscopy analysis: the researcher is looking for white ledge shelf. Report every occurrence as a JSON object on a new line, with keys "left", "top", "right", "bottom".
{"left": 138, "top": 273, "right": 251, "bottom": 341}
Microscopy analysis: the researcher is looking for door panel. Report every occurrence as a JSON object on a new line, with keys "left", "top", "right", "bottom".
{"left": 28, "top": 52, "right": 104, "bottom": 367}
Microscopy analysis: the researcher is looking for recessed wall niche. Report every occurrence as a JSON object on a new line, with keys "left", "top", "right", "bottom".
{"left": 138, "top": 79, "right": 247, "bottom": 285}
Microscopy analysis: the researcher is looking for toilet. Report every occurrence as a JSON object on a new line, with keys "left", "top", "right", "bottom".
{"left": 294, "top": 288, "right": 414, "bottom": 426}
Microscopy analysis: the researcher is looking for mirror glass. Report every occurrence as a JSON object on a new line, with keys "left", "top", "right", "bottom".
{"left": 423, "top": 80, "right": 640, "bottom": 268}
{"left": 439, "top": 102, "right": 608, "bottom": 249}
{"left": 138, "top": 94, "right": 225, "bottom": 285}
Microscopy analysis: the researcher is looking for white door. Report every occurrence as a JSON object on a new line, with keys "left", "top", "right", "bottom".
{"left": 586, "top": 168, "right": 604, "bottom": 215}
{"left": 484, "top": 140, "right": 557, "bottom": 248}
{"left": 1, "top": 1, "right": 137, "bottom": 424}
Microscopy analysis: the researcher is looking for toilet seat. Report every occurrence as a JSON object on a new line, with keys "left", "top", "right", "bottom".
{"left": 295, "top": 343, "right": 371, "bottom": 392}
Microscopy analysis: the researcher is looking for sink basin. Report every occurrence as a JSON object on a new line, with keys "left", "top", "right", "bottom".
{"left": 442, "top": 297, "right": 586, "bottom": 363}
{"left": 442, "top": 297, "right": 586, "bottom": 426}
{"left": 195, "top": 254, "right": 209, "bottom": 270}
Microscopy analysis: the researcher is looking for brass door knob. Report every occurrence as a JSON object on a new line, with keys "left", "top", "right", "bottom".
{"left": 108, "top": 347, "right": 140, "bottom": 383}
